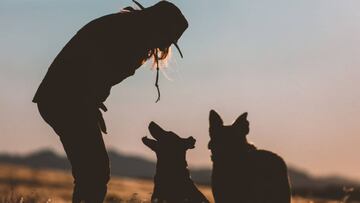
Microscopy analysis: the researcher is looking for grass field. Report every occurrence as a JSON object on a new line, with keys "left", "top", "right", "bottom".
{"left": 0, "top": 164, "right": 339, "bottom": 203}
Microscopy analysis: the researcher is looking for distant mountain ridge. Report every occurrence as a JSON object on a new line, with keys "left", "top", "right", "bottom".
{"left": 0, "top": 149, "right": 358, "bottom": 190}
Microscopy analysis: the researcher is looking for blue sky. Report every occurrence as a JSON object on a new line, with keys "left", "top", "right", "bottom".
{"left": 1, "top": 0, "right": 360, "bottom": 181}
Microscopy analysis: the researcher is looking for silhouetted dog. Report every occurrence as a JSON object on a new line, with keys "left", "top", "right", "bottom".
{"left": 142, "top": 121, "right": 209, "bottom": 203}
{"left": 208, "top": 110, "right": 291, "bottom": 203}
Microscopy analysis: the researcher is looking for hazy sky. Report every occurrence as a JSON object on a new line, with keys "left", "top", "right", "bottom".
{"left": 1, "top": 0, "right": 360, "bottom": 181}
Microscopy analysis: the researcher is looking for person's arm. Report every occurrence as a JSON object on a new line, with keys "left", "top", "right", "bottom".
{"left": 84, "top": 12, "right": 146, "bottom": 103}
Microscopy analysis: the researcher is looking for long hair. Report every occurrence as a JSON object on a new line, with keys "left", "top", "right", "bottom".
{"left": 121, "top": 3, "right": 173, "bottom": 102}
{"left": 146, "top": 47, "right": 172, "bottom": 69}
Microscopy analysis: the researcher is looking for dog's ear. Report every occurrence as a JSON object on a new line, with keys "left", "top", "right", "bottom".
{"left": 142, "top": 136, "right": 158, "bottom": 151}
{"left": 233, "top": 112, "right": 248, "bottom": 126}
{"left": 209, "top": 110, "right": 223, "bottom": 128}
{"left": 233, "top": 112, "right": 249, "bottom": 136}
{"left": 183, "top": 136, "right": 196, "bottom": 149}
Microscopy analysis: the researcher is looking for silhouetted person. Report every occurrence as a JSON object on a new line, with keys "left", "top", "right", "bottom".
{"left": 33, "top": 1, "right": 188, "bottom": 202}
{"left": 142, "top": 122, "right": 209, "bottom": 203}
{"left": 208, "top": 110, "right": 291, "bottom": 203}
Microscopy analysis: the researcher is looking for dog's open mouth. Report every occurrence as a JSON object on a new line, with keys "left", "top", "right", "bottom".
{"left": 142, "top": 136, "right": 156, "bottom": 142}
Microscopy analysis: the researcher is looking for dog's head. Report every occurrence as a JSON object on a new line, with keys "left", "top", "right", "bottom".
{"left": 208, "top": 110, "right": 251, "bottom": 154}
{"left": 142, "top": 121, "right": 196, "bottom": 160}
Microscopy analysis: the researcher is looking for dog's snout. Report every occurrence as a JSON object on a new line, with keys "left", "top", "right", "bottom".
{"left": 149, "top": 121, "right": 156, "bottom": 129}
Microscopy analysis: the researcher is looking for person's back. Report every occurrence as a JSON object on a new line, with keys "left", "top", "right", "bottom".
{"left": 33, "top": 12, "right": 147, "bottom": 105}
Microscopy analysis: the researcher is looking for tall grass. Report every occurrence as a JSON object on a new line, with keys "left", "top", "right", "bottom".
{"left": 1, "top": 164, "right": 355, "bottom": 203}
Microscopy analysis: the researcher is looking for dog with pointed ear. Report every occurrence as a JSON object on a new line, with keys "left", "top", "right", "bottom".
{"left": 208, "top": 110, "right": 291, "bottom": 203}
{"left": 142, "top": 121, "right": 209, "bottom": 203}
{"left": 208, "top": 110, "right": 252, "bottom": 154}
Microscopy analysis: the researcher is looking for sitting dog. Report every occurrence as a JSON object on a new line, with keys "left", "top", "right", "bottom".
{"left": 208, "top": 110, "right": 291, "bottom": 203}
{"left": 142, "top": 121, "right": 210, "bottom": 203}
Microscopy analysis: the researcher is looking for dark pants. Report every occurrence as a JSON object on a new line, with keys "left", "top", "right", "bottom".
{"left": 37, "top": 101, "right": 110, "bottom": 203}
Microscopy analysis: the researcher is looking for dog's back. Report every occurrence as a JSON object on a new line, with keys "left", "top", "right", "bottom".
{"left": 212, "top": 149, "right": 291, "bottom": 203}
{"left": 209, "top": 110, "right": 291, "bottom": 203}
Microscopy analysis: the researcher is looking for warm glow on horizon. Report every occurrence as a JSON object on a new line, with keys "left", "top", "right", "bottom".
{"left": 1, "top": 0, "right": 360, "bottom": 182}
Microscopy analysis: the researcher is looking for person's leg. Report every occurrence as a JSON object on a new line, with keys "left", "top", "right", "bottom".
{"left": 37, "top": 102, "right": 110, "bottom": 203}
{"left": 59, "top": 124, "right": 110, "bottom": 203}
